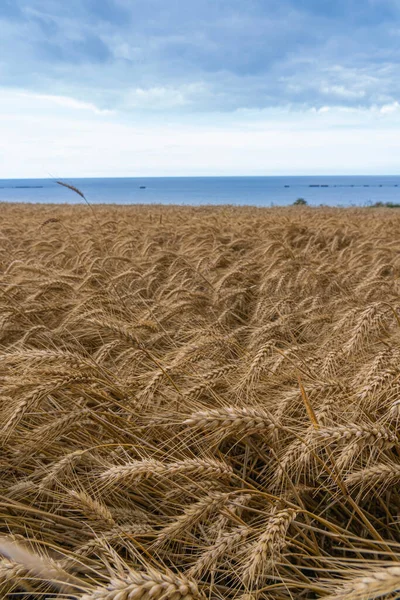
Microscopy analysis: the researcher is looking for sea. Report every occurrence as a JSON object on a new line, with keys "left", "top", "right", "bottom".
{"left": 0, "top": 176, "right": 400, "bottom": 207}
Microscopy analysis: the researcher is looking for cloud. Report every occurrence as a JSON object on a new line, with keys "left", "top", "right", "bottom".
{"left": 2, "top": 0, "right": 400, "bottom": 178}
{"left": 320, "top": 85, "right": 366, "bottom": 100}
{"left": 16, "top": 91, "right": 113, "bottom": 114}
{"left": 38, "top": 34, "right": 112, "bottom": 64}
{"left": 1, "top": 88, "right": 400, "bottom": 178}
{"left": 1, "top": 0, "right": 400, "bottom": 114}
{"left": 380, "top": 101, "right": 400, "bottom": 114}
{"left": 119, "top": 83, "right": 208, "bottom": 110}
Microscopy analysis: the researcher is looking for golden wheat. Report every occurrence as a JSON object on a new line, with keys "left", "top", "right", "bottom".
{"left": 1, "top": 203, "right": 400, "bottom": 599}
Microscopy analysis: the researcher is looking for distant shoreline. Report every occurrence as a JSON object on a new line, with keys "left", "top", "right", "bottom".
{"left": 0, "top": 201, "right": 399, "bottom": 210}
{"left": 1, "top": 175, "right": 400, "bottom": 207}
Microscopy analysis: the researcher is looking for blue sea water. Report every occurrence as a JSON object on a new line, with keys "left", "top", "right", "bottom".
{"left": 0, "top": 176, "right": 400, "bottom": 207}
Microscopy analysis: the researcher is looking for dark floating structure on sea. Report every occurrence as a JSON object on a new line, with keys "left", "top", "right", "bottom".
{"left": 301, "top": 184, "right": 398, "bottom": 189}
{"left": 0, "top": 186, "right": 44, "bottom": 189}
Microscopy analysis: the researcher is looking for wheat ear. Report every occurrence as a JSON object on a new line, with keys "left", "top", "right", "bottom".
{"left": 188, "top": 526, "right": 250, "bottom": 577}
{"left": 80, "top": 567, "right": 204, "bottom": 599}
{"left": 101, "top": 458, "right": 232, "bottom": 485}
{"left": 155, "top": 492, "right": 230, "bottom": 547}
{"left": 323, "top": 565, "right": 400, "bottom": 600}
{"left": 241, "top": 509, "right": 297, "bottom": 585}
{"left": 346, "top": 462, "right": 400, "bottom": 490}
{"left": 0, "top": 536, "right": 85, "bottom": 593}
{"left": 68, "top": 490, "right": 115, "bottom": 529}
{"left": 182, "top": 407, "right": 277, "bottom": 436}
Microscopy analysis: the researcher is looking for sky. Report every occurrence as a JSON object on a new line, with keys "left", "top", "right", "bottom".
{"left": 1, "top": 0, "right": 400, "bottom": 177}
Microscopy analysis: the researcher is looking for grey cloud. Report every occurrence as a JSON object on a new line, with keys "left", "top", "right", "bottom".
{"left": 1, "top": 0, "right": 400, "bottom": 113}
{"left": 37, "top": 34, "right": 112, "bottom": 64}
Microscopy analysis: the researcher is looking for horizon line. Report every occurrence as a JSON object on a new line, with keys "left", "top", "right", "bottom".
{"left": 1, "top": 174, "right": 400, "bottom": 180}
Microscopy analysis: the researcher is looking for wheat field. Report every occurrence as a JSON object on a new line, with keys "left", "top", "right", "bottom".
{"left": 1, "top": 202, "right": 400, "bottom": 599}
